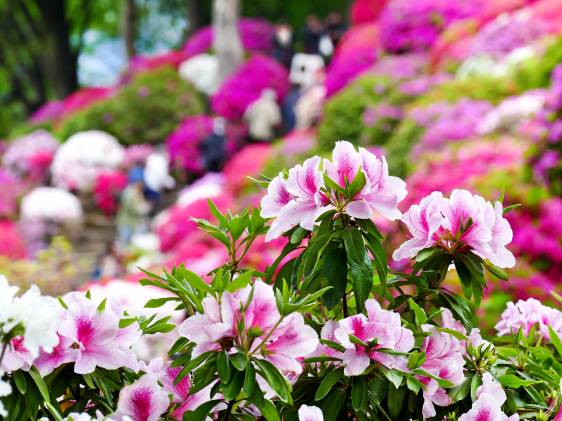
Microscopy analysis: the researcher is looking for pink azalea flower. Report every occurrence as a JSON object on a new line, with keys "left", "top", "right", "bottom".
{"left": 458, "top": 374, "right": 519, "bottom": 421}
{"left": 263, "top": 156, "right": 332, "bottom": 241}
{"left": 393, "top": 189, "right": 516, "bottom": 268}
{"left": 1, "top": 337, "right": 34, "bottom": 371}
{"left": 298, "top": 404, "right": 324, "bottom": 421}
{"left": 179, "top": 281, "right": 318, "bottom": 375}
{"left": 495, "top": 298, "right": 562, "bottom": 341}
{"left": 458, "top": 393, "right": 518, "bottom": 421}
{"left": 114, "top": 374, "right": 169, "bottom": 421}
{"left": 34, "top": 335, "right": 76, "bottom": 376}
{"left": 334, "top": 299, "right": 414, "bottom": 376}
{"left": 323, "top": 141, "right": 407, "bottom": 221}
{"left": 257, "top": 312, "right": 319, "bottom": 374}
{"left": 57, "top": 292, "right": 140, "bottom": 374}
{"left": 141, "top": 358, "right": 218, "bottom": 420}
{"left": 417, "top": 324, "right": 466, "bottom": 418}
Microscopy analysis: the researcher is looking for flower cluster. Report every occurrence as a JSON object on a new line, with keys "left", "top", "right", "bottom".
{"left": 166, "top": 115, "right": 213, "bottom": 174}
{"left": 211, "top": 55, "right": 289, "bottom": 119}
{"left": 51, "top": 130, "right": 125, "bottom": 191}
{"left": 379, "top": 0, "right": 480, "bottom": 53}
{"left": 327, "top": 299, "right": 414, "bottom": 376}
{"left": 458, "top": 373, "right": 519, "bottom": 421}
{"left": 261, "top": 140, "right": 407, "bottom": 241}
{"left": 93, "top": 170, "right": 128, "bottom": 215}
{"left": 1, "top": 130, "right": 59, "bottom": 181}
{"left": 495, "top": 298, "right": 562, "bottom": 341}
{"left": 410, "top": 99, "right": 493, "bottom": 156}
{"left": 179, "top": 281, "right": 319, "bottom": 376}
{"left": 393, "top": 189, "right": 515, "bottom": 268}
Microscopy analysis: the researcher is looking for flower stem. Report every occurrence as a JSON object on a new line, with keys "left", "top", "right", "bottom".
{"left": 342, "top": 292, "right": 348, "bottom": 318}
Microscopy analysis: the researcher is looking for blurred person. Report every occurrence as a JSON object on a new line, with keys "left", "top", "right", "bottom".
{"left": 92, "top": 242, "right": 122, "bottom": 280}
{"left": 303, "top": 14, "right": 324, "bottom": 54}
{"left": 143, "top": 151, "right": 175, "bottom": 212}
{"left": 272, "top": 21, "right": 295, "bottom": 68}
{"left": 325, "top": 12, "right": 347, "bottom": 48}
{"left": 116, "top": 170, "right": 151, "bottom": 248}
{"left": 200, "top": 117, "right": 227, "bottom": 172}
{"left": 290, "top": 53, "right": 325, "bottom": 89}
{"left": 244, "top": 89, "right": 282, "bottom": 142}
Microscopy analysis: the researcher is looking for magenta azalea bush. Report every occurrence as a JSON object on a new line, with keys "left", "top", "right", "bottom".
{"left": 379, "top": 0, "right": 481, "bottom": 53}
{"left": 183, "top": 18, "right": 274, "bottom": 58}
{"left": 211, "top": 55, "right": 289, "bottom": 120}
{"left": 1, "top": 140, "right": 561, "bottom": 421}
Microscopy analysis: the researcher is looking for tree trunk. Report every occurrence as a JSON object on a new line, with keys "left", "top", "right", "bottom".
{"left": 213, "top": 0, "right": 243, "bottom": 84}
{"left": 123, "top": 0, "right": 136, "bottom": 60}
{"left": 35, "top": 0, "right": 78, "bottom": 99}
{"left": 185, "top": 0, "right": 206, "bottom": 37}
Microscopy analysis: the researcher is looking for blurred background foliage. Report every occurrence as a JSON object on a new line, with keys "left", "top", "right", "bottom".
{"left": 0, "top": 0, "right": 349, "bottom": 138}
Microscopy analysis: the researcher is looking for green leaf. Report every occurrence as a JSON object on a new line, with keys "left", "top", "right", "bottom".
{"left": 243, "top": 363, "right": 257, "bottom": 397}
{"left": 483, "top": 261, "right": 509, "bottom": 281}
{"left": 13, "top": 371, "right": 26, "bottom": 394}
{"left": 549, "top": 326, "right": 562, "bottom": 359}
{"left": 144, "top": 297, "right": 179, "bottom": 308}
{"left": 408, "top": 298, "right": 428, "bottom": 326}
{"left": 318, "top": 390, "right": 346, "bottom": 421}
{"left": 303, "top": 232, "right": 334, "bottom": 280}
{"left": 343, "top": 229, "right": 372, "bottom": 311}
{"left": 406, "top": 376, "right": 421, "bottom": 394}
{"left": 44, "top": 401, "right": 63, "bottom": 421}
{"left": 96, "top": 298, "right": 107, "bottom": 312}
{"left": 323, "top": 173, "right": 346, "bottom": 195}
{"left": 351, "top": 376, "right": 368, "bottom": 412}
{"left": 217, "top": 351, "right": 231, "bottom": 383}
{"left": 231, "top": 353, "right": 249, "bottom": 371}
{"left": 253, "top": 359, "right": 292, "bottom": 404}
{"left": 387, "top": 385, "right": 405, "bottom": 419}
{"left": 315, "top": 368, "right": 345, "bottom": 401}
{"left": 222, "top": 369, "right": 244, "bottom": 400}
{"left": 226, "top": 270, "right": 253, "bottom": 292}
{"left": 321, "top": 246, "right": 348, "bottom": 309}
{"left": 183, "top": 400, "right": 222, "bottom": 421}
{"left": 415, "top": 247, "right": 443, "bottom": 263}
{"left": 176, "top": 267, "right": 214, "bottom": 294}
{"left": 290, "top": 227, "right": 307, "bottom": 244}
{"left": 175, "top": 351, "right": 215, "bottom": 385}
{"left": 347, "top": 169, "right": 366, "bottom": 199}
{"left": 449, "top": 375, "right": 472, "bottom": 403}
{"left": 257, "top": 399, "right": 281, "bottom": 421}
{"left": 498, "top": 374, "right": 539, "bottom": 388}
{"left": 207, "top": 200, "right": 227, "bottom": 227}
{"left": 382, "top": 368, "right": 403, "bottom": 389}
{"left": 502, "top": 204, "right": 521, "bottom": 215}
{"left": 28, "top": 367, "right": 50, "bottom": 402}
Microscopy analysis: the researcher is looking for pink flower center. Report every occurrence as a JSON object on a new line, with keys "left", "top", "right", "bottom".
{"left": 475, "top": 408, "right": 493, "bottom": 421}
{"left": 76, "top": 315, "right": 95, "bottom": 346}
{"left": 131, "top": 387, "right": 153, "bottom": 421}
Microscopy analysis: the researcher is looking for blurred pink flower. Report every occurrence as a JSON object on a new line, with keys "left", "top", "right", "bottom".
{"left": 211, "top": 55, "right": 289, "bottom": 119}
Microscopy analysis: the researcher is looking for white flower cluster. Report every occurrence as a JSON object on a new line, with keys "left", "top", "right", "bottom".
{"left": 0, "top": 276, "right": 61, "bottom": 417}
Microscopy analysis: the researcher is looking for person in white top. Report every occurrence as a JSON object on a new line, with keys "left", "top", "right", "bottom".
{"left": 244, "top": 89, "right": 282, "bottom": 142}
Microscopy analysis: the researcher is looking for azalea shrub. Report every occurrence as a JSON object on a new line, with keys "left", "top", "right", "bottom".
{"left": 1, "top": 141, "right": 562, "bottom": 421}
{"left": 57, "top": 67, "right": 205, "bottom": 146}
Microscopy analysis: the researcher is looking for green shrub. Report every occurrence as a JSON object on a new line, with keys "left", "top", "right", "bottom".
{"left": 317, "top": 75, "right": 407, "bottom": 151}
{"left": 57, "top": 67, "right": 205, "bottom": 145}
{"left": 384, "top": 118, "right": 425, "bottom": 178}
{"left": 514, "top": 35, "right": 562, "bottom": 90}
